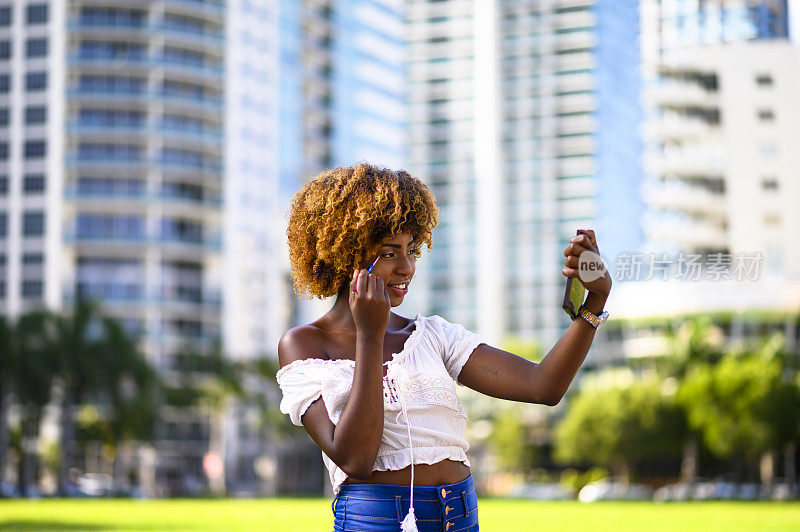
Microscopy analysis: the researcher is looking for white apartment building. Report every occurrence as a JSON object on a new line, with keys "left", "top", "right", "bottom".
{"left": 0, "top": 0, "right": 289, "bottom": 496}
{"left": 644, "top": 41, "right": 800, "bottom": 281}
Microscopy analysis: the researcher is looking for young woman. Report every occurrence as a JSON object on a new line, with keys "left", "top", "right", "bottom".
{"left": 277, "top": 164, "right": 612, "bottom": 531}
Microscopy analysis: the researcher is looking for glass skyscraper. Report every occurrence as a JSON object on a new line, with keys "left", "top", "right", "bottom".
{"left": 407, "top": 0, "right": 642, "bottom": 346}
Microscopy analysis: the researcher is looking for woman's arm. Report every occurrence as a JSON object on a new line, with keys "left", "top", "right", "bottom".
{"left": 278, "top": 269, "right": 390, "bottom": 479}
{"left": 457, "top": 230, "right": 611, "bottom": 405}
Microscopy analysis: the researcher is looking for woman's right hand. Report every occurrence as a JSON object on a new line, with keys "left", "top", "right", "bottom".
{"left": 349, "top": 269, "right": 390, "bottom": 336}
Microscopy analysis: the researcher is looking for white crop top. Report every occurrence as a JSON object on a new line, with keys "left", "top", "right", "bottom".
{"left": 276, "top": 313, "right": 485, "bottom": 495}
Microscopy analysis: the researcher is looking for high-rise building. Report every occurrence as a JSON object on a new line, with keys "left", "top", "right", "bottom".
{"left": 640, "top": 0, "right": 793, "bottom": 266}
{"left": 406, "top": 0, "right": 642, "bottom": 346}
{"left": 0, "top": 0, "right": 231, "bottom": 494}
{"left": 280, "top": 0, "right": 407, "bottom": 330}
{"left": 0, "top": 0, "right": 406, "bottom": 496}
{"left": 643, "top": 42, "right": 800, "bottom": 278}
{"left": 589, "top": 1, "right": 800, "bottom": 370}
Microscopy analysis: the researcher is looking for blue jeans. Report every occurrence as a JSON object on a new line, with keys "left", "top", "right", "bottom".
{"left": 332, "top": 474, "right": 479, "bottom": 531}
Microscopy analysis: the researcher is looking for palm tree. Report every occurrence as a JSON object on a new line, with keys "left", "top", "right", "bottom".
{"left": 98, "top": 315, "right": 159, "bottom": 493}
{"left": 52, "top": 300, "right": 108, "bottom": 496}
{"left": 51, "top": 299, "right": 161, "bottom": 495}
{"left": 12, "top": 310, "right": 61, "bottom": 496}
{"left": 659, "top": 316, "right": 725, "bottom": 482}
{"left": 0, "top": 314, "right": 13, "bottom": 493}
{"left": 165, "top": 340, "right": 243, "bottom": 496}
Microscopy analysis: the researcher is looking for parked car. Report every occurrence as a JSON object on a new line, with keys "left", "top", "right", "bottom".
{"left": 77, "top": 473, "right": 113, "bottom": 497}
{"left": 578, "top": 481, "right": 653, "bottom": 502}
{"left": 508, "top": 482, "right": 571, "bottom": 500}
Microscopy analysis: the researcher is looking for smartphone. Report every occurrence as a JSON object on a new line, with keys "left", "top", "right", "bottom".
{"left": 562, "top": 229, "right": 586, "bottom": 319}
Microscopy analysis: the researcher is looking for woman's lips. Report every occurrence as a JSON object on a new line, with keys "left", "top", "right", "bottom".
{"left": 387, "top": 283, "right": 409, "bottom": 296}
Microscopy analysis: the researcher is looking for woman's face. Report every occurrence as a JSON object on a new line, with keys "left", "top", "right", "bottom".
{"left": 364, "top": 233, "right": 418, "bottom": 307}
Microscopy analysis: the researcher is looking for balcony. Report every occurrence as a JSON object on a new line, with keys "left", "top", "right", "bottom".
{"left": 647, "top": 82, "right": 718, "bottom": 109}
{"left": 68, "top": 19, "right": 149, "bottom": 40}
{"left": 67, "top": 54, "right": 223, "bottom": 81}
{"left": 67, "top": 87, "right": 222, "bottom": 113}
{"left": 647, "top": 115, "right": 715, "bottom": 140}
{"left": 63, "top": 189, "right": 221, "bottom": 210}
{"left": 642, "top": 182, "right": 727, "bottom": 218}
{"left": 64, "top": 232, "right": 221, "bottom": 253}
{"left": 556, "top": 92, "right": 594, "bottom": 114}
{"left": 646, "top": 146, "right": 725, "bottom": 177}
{"left": 158, "top": 24, "right": 224, "bottom": 53}
{"left": 65, "top": 155, "right": 148, "bottom": 170}
{"left": 159, "top": 126, "right": 223, "bottom": 151}
{"left": 163, "top": 0, "right": 224, "bottom": 19}
{"left": 645, "top": 215, "right": 728, "bottom": 250}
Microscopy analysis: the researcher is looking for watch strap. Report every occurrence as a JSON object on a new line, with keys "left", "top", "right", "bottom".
{"left": 577, "top": 304, "right": 608, "bottom": 329}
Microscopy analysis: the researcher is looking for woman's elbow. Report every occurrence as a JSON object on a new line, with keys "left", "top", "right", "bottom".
{"left": 341, "top": 461, "right": 374, "bottom": 480}
{"left": 537, "top": 389, "right": 564, "bottom": 406}
{"left": 542, "top": 394, "right": 562, "bottom": 407}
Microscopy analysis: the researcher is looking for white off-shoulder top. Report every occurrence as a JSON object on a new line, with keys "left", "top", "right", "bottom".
{"left": 276, "top": 313, "right": 485, "bottom": 495}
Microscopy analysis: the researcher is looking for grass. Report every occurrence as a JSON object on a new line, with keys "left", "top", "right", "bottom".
{"left": 0, "top": 498, "right": 799, "bottom": 531}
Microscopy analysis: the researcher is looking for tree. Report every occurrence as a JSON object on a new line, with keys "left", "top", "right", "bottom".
{"left": 52, "top": 300, "right": 108, "bottom": 495}
{"left": 0, "top": 314, "right": 12, "bottom": 492}
{"left": 553, "top": 375, "right": 686, "bottom": 481}
{"left": 96, "top": 315, "right": 160, "bottom": 492}
{"left": 659, "top": 316, "right": 725, "bottom": 379}
{"left": 656, "top": 316, "right": 726, "bottom": 480}
{"left": 488, "top": 406, "right": 541, "bottom": 472}
{"left": 164, "top": 341, "right": 244, "bottom": 495}
{"left": 11, "top": 310, "right": 61, "bottom": 496}
{"left": 676, "top": 346, "right": 800, "bottom": 482}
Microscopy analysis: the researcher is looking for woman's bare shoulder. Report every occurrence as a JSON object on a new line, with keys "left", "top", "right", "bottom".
{"left": 278, "top": 324, "right": 330, "bottom": 369}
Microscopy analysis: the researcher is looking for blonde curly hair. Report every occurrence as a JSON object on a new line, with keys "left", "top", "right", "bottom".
{"left": 287, "top": 163, "right": 439, "bottom": 298}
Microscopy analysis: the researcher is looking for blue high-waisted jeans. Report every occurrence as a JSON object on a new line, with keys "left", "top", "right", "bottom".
{"left": 332, "top": 474, "right": 479, "bottom": 531}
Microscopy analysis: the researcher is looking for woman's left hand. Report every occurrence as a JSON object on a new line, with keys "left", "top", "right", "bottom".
{"left": 562, "top": 229, "right": 612, "bottom": 297}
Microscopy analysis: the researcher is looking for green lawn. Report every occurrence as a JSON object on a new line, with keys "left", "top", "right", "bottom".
{"left": 0, "top": 498, "right": 798, "bottom": 531}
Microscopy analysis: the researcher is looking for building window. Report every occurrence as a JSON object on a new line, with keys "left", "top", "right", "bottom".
{"left": 0, "top": 175, "right": 7, "bottom": 194}
{"left": 22, "top": 252, "right": 43, "bottom": 265}
{"left": 755, "top": 73, "right": 773, "bottom": 87}
{"left": 0, "top": 74, "right": 9, "bottom": 93}
{"left": 761, "top": 177, "right": 779, "bottom": 191}
{"left": 0, "top": 281, "right": 5, "bottom": 298}
{"left": 21, "top": 279, "right": 43, "bottom": 298}
{"left": 0, "top": 213, "right": 6, "bottom": 237}
{"left": 76, "top": 214, "right": 145, "bottom": 240}
{"left": 24, "top": 105, "right": 46, "bottom": 124}
{"left": 23, "top": 211, "right": 45, "bottom": 236}
{"left": 25, "top": 71, "right": 46, "bottom": 91}
{"left": 23, "top": 173, "right": 45, "bottom": 193}
{"left": 0, "top": 7, "right": 11, "bottom": 26}
{"left": 26, "top": 4, "right": 47, "bottom": 25}
{"left": 757, "top": 109, "right": 774, "bottom": 122}
{"left": 0, "top": 142, "right": 8, "bottom": 160}
{"left": 760, "top": 143, "right": 778, "bottom": 159}
{"left": 25, "top": 37, "right": 47, "bottom": 58}
{"left": 0, "top": 108, "right": 8, "bottom": 126}
{"left": 0, "top": 40, "right": 11, "bottom": 60}
{"left": 24, "top": 140, "right": 46, "bottom": 159}
{"left": 77, "top": 257, "right": 144, "bottom": 300}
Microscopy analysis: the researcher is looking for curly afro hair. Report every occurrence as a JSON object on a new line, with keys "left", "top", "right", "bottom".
{"left": 287, "top": 163, "right": 439, "bottom": 299}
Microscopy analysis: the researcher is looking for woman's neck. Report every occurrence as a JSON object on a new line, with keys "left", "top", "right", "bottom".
{"left": 323, "top": 288, "right": 358, "bottom": 332}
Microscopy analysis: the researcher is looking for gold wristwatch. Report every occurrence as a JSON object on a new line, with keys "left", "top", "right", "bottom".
{"left": 577, "top": 304, "right": 609, "bottom": 329}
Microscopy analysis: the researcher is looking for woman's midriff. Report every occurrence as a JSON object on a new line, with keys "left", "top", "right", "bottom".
{"left": 343, "top": 459, "right": 470, "bottom": 486}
